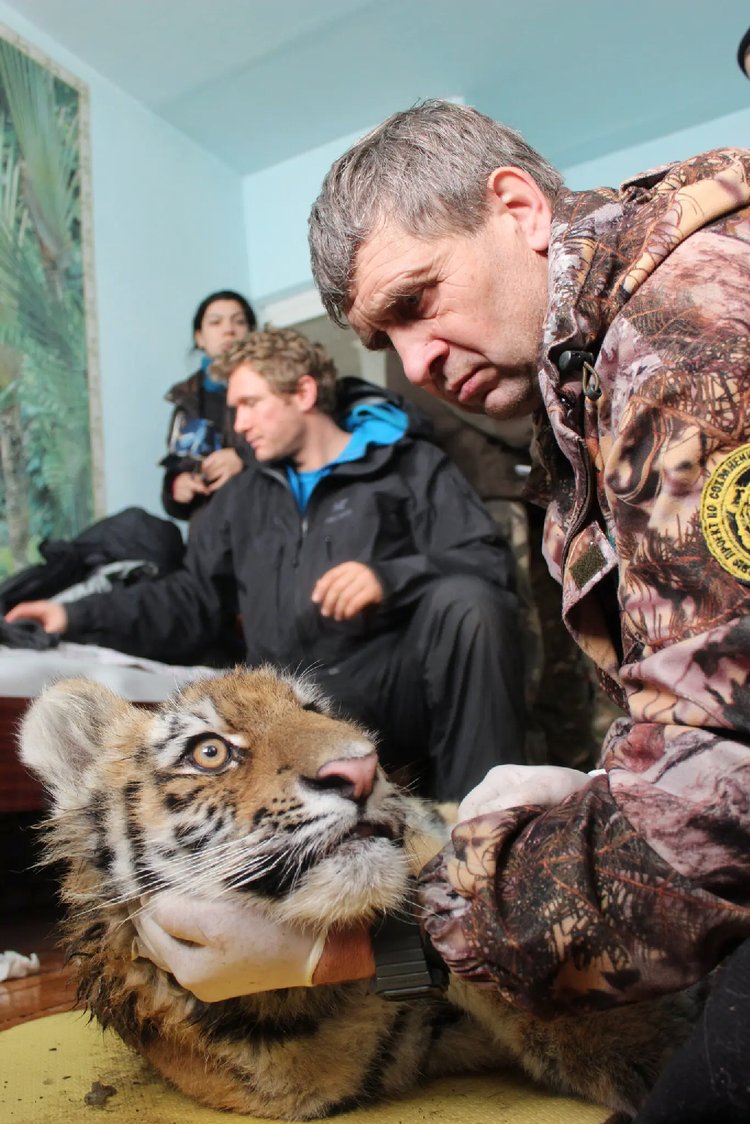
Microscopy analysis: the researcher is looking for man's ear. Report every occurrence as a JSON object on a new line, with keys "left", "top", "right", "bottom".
{"left": 485, "top": 167, "right": 552, "bottom": 252}
{"left": 295, "top": 374, "right": 319, "bottom": 411}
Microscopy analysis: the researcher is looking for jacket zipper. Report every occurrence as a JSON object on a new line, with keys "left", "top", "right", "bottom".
{"left": 561, "top": 436, "right": 596, "bottom": 574}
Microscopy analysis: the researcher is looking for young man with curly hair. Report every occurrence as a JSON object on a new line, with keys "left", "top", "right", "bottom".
{"left": 8, "top": 325, "right": 525, "bottom": 802}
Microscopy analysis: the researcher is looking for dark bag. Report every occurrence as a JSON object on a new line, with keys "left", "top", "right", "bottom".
{"left": 0, "top": 507, "right": 185, "bottom": 613}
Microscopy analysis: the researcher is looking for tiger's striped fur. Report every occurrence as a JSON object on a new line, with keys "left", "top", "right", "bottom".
{"left": 19, "top": 667, "right": 700, "bottom": 1119}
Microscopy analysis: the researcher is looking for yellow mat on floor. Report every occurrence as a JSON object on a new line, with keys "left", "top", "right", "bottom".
{"left": 0, "top": 1010, "right": 610, "bottom": 1123}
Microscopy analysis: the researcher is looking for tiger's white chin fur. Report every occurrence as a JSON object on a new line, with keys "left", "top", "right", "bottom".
{"left": 275, "top": 836, "right": 412, "bottom": 929}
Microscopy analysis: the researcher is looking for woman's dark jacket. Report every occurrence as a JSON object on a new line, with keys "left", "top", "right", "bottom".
{"left": 160, "top": 369, "right": 235, "bottom": 520}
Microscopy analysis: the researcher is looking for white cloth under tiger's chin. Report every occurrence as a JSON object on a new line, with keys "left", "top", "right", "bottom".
{"left": 273, "top": 837, "right": 411, "bottom": 929}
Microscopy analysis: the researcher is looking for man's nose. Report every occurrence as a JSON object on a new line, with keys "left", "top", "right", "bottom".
{"left": 389, "top": 328, "right": 446, "bottom": 391}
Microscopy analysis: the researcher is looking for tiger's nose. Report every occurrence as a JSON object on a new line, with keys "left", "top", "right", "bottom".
{"left": 314, "top": 751, "right": 378, "bottom": 802}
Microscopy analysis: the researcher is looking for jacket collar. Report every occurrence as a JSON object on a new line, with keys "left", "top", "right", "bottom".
{"left": 165, "top": 369, "right": 204, "bottom": 408}
{"left": 541, "top": 148, "right": 750, "bottom": 398}
{"left": 254, "top": 430, "right": 404, "bottom": 486}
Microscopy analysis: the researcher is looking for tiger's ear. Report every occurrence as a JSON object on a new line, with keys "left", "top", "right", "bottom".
{"left": 19, "top": 678, "right": 132, "bottom": 812}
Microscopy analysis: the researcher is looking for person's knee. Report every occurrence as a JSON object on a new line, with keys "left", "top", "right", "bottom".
{"left": 418, "top": 575, "right": 519, "bottom": 635}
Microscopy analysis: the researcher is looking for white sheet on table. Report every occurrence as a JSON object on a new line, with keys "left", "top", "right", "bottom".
{"left": 0, "top": 642, "right": 222, "bottom": 702}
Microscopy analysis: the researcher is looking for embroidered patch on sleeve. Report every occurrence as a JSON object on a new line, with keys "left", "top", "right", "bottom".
{"left": 700, "top": 442, "right": 750, "bottom": 583}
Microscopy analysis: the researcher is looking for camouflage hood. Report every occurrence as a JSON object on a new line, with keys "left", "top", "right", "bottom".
{"left": 530, "top": 148, "right": 750, "bottom": 520}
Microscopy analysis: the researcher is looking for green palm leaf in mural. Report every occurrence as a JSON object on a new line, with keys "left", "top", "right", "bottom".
{"left": 0, "top": 38, "right": 93, "bottom": 577}
{"left": 0, "top": 39, "right": 79, "bottom": 286}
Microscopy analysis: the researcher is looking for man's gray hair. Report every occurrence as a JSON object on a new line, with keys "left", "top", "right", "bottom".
{"left": 309, "top": 99, "right": 563, "bottom": 326}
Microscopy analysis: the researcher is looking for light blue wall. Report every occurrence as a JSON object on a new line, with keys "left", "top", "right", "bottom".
{"left": 243, "top": 125, "right": 366, "bottom": 305}
{"left": 243, "top": 104, "right": 750, "bottom": 309}
{"left": 0, "top": 4, "right": 249, "bottom": 521}
{"left": 564, "top": 105, "right": 750, "bottom": 189}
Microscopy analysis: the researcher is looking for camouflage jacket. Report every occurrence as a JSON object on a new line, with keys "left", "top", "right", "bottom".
{"left": 420, "top": 149, "right": 750, "bottom": 1016}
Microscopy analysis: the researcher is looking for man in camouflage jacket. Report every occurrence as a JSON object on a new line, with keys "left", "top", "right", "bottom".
{"left": 309, "top": 103, "right": 750, "bottom": 1060}
{"left": 414, "top": 145, "right": 750, "bottom": 1016}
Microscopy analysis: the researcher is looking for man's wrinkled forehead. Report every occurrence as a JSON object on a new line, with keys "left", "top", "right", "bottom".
{"left": 346, "top": 224, "right": 437, "bottom": 348}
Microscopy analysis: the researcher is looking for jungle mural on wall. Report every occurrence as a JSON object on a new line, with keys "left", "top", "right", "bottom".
{"left": 0, "top": 24, "right": 101, "bottom": 581}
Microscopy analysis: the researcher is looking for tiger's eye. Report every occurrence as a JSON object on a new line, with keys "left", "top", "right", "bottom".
{"left": 190, "top": 736, "right": 230, "bottom": 771}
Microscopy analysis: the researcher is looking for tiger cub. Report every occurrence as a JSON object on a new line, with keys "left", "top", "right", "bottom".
{"left": 19, "top": 667, "right": 699, "bottom": 1120}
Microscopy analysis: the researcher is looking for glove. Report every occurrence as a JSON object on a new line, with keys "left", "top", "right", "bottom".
{"left": 131, "top": 892, "right": 325, "bottom": 1001}
{"left": 457, "top": 764, "right": 591, "bottom": 823}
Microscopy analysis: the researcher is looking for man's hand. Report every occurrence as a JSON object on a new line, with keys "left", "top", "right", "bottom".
{"left": 130, "top": 893, "right": 374, "bottom": 1000}
{"left": 172, "top": 470, "right": 210, "bottom": 504}
{"left": 457, "top": 764, "right": 590, "bottom": 823}
{"left": 311, "top": 562, "right": 384, "bottom": 621}
{"left": 132, "top": 893, "right": 323, "bottom": 1000}
{"left": 201, "top": 448, "right": 244, "bottom": 492}
{"left": 4, "top": 600, "right": 68, "bottom": 633}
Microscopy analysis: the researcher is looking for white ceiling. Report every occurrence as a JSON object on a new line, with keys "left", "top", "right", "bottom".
{"left": 6, "top": 0, "right": 750, "bottom": 175}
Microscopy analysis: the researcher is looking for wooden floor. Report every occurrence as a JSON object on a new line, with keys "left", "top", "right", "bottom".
{"left": 0, "top": 913, "right": 79, "bottom": 1032}
{"left": 0, "top": 806, "right": 80, "bottom": 1032}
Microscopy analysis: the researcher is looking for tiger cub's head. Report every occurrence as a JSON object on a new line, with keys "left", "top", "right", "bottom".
{"left": 19, "top": 666, "right": 434, "bottom": 933}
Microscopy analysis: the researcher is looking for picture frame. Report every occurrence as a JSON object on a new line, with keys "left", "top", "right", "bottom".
{"left": 0, "top": 20, "right": 102, "bottom": 582}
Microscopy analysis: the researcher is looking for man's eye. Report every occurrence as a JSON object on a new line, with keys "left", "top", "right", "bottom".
{"left": 401, "top": 292, "right": 422, "bottom": 312}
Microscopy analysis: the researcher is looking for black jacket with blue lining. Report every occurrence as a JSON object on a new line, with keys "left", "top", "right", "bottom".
{"left": 67, "top": 381, "right": 515, "bottom": 667}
